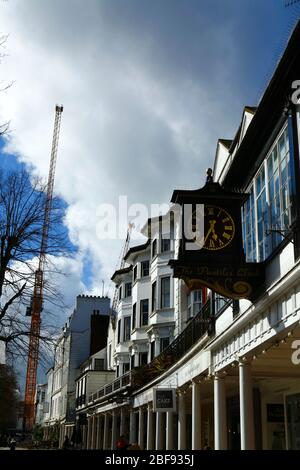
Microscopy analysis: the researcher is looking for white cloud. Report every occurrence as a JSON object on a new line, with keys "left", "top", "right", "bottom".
{"left": 0, "top": 0, "right": 241, "bottom": 302}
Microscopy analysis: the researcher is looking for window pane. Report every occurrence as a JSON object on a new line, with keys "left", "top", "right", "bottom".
{"left": 152, "top": 239, "right": 157, "bottom": 258}
{"left": 132, "top": 303, "right": 136, "bottom": 329}
{"left": 123, "top": 316, "right": 131, "bottom": 341}
{"left": 160, "top": 337, "right": 170, "bottom": 352}
{"left": 140, "top": 299, "right": 149, "bottom": 326}
{"left": 242, "top": 125, "right": 291, "bottom": 261}
{"left": 125, "top": 282, "right": 132, "bottom": 298}
{"left": 152, "top": 281, "right": 157, "bottom": 312}
{"left": 161, "top": 277, "right": 171, "bottom": 308}
{"left": 161, "top": 238, "right": 170, "bottom": 252}
{"left": 117, "top": 319, "right": 121, "bottom": 344}
{"left": 94, "top": 359, "right": 104, "bottom": 371}
{"left": 141, "top": 260, "right": 149, "bottom": 277}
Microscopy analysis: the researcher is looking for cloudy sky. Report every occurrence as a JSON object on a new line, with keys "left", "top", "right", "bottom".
{"left": 0, "top": 1, "right": 299, "bottom": 379}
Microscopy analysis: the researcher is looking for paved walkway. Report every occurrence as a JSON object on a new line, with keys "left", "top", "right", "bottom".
{"left": 0, "top": 447, "right": 29, "bottom": 450}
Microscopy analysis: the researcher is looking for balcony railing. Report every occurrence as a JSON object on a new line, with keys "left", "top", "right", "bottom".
{"left": 88, "top": 299, "right": 214, "bottom": 405}
{"left": 88, "top": 371, "right": 132, "bottom": 404}
{"left": 131, "top": 299, "right": 214, "bottom": 389}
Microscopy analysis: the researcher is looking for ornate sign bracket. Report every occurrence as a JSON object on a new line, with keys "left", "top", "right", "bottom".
{"left": 169, "top": 170, "right": 265, "bottom": 302}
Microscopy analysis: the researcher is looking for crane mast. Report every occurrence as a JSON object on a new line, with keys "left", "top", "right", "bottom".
{"left": 23, "top": 105, "right": 63, "bottom": 431}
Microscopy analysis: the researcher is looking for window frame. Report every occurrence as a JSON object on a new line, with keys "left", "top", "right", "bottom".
{"left": 123, "top": 316, "right": 131, "bottom": 341}
{"left": 140, "top": 299, "right": 149, "bottom": 326}
{"left": 124, "top": 282, "right": 132, "bottom": 298}
{"left": 160, "top": 276, "right": 171, "bottom": 309}
{"left": 141, "top": 260, "right": 150, "bottom": 277}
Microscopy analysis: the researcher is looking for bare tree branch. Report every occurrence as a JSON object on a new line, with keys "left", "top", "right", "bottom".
{"left": 0, "top": 169, "right": 74, "bottom": 360}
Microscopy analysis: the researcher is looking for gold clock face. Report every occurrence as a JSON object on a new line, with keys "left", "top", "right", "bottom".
{"left": 203, "top": 205, "right": 235, "bottom": 251}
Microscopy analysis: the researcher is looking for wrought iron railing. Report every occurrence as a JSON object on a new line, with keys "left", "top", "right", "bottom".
{"left": 88, "top": 371, "right": 132, "bottom": 404}
{"left": 130, "top": 299, "right": 214, "bottom": 389}
{"left": 87, "top": 299, "right": 214, "bottom": 405}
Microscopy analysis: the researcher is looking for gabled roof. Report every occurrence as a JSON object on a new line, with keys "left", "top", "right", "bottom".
{"left": 218, "top": 139, "right": 233, "bottom": 150}
{"left": 111, "top": 265, "right": 132, "bottom": 282}
{"left": 229, "top": 106, "right": 256, "bottom": 153}
{"left": 123, "top": 239, "right": 151, "bottom": 261}
{"left": 224, "top": 20, "right": 300, "bottom": 187}
{"left": 244, "top": 106, "right": 257, "bottom": 115}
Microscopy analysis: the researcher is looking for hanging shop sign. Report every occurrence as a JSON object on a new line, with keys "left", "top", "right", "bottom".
{"left": 169, "top": 170, "right": 265, "bottom": 301}
{"left": 153, "top": 388, "right": 176, "bottom": 413}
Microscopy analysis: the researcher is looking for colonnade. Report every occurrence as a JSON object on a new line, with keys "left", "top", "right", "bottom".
{"left": 62, "top": 360, "right": 255, "bottom": 450}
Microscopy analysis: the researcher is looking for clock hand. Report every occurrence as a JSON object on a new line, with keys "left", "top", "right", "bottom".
{"left": 204, "top": 220, "right": 217, "bottom": 243}
{"left": 204, "top": 227, "right": 213, "bottom": 244}
{"left": 211, "top": 228, "right": 218, "bottom": 240}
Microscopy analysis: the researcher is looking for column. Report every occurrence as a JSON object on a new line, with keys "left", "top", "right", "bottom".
{"left": 95, "top": 416, "right": 100, "bottom": 449}
{"left": 92, "top": 416, "right": 97, "bottom": 449}
{"left": 111, "top": 410, "right": 118, "bottom": 450}
{"left": 103, "top": 413, "right": 109, "bottom": 449}
{"left": 192, "top": 381, "right": 202, "bottom": 450}
{"left": 147, "top": 404, "right": 154, "bottom": 450}
{"left": 90, "top": 416, "right": 94, "bottom": 449}
{"left": 97, "top": 415, "right": 103, "bottom": 449}
{"left": 58, "top": 424, "right": 63, "bottom": 448}
{"left": 166, "top": 412, "right": 174, "bottom": 450}
{"left": 138, "top": 407, "right": 145, "bottom": 449}
{"left": 239, "top": 361, "right": 255, "bottom": 450}
{"left": 120, "top": 408, "right": 126, "bottom": 436}
{"left": 155, "top": 412, "right": 164, "bottom": 450}
{"left": 178, "top": 392, "right": 187, "bottom": 450}
{"left": 129, "top": 410, "right": 137, "bottom": 444}
{"left": 86, "top": 417, "right": 91, "bottom": 449}
{"left": 82, "top": 425, "right": 87, "bottom": 449}
{"left": 214, "top": 375, "right": 227, "bottom": 450}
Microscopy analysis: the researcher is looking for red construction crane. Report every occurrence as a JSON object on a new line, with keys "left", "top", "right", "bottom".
{"left": 23, "top": 105, "right": 63, "bottom": 431}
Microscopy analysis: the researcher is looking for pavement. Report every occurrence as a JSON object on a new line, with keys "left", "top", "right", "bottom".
{"left": 0, "top": 447, "right": 29, "bottom": 450}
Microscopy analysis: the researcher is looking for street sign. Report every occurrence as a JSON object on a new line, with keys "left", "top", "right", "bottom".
{"left": 153, "top": 388, "right": 176, "bottom": 412}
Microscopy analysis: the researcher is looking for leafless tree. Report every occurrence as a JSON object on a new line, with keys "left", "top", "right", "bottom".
{"left": 0, "top": 169, "right": 72, "bottom": 363}
{"left": 0, "top": 33, "right": 13, "bottom": 137}
{"left": 0, "top": 364, "right": 19, "bottom": 432}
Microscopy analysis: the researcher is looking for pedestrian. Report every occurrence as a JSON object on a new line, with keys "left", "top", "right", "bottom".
{"left": 127, "top": 442, "right": 141, "bottom": 450}
{"left": 116, "top": 435, "right": 127, "bottom": 451}
{"left": 9, "top": 437, "right": 16, "bottom": 451}
{"left": 62, "top": 435, "right": 70, "bottom": 450}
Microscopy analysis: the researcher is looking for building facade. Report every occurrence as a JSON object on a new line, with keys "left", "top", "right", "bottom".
{"left": 68, "top": 21, "right": 300, "bottom": 451}
{"left": 42, "top": 295, "right": 110, "bottom": 446}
